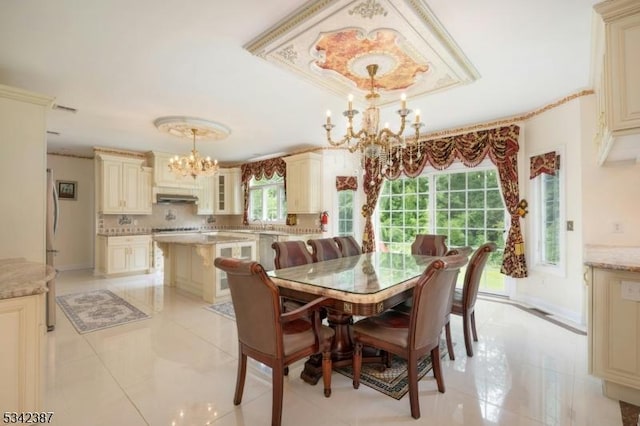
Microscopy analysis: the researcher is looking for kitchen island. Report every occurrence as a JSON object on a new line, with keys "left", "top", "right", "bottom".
{"left": 154, "top": 233, "right": 256, "bottom": 303}
{"left": 585, "top": 245, "right": 640, "bottom": 406}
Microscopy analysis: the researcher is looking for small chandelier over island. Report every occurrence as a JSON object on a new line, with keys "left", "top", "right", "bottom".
{"left": 154, "top": 116, "right": 230, "bottom": 179}
{"left": 168, "top": 128, "right": 219, "bottom": 178}
{"left": 323, "top": 64, "right": 424, "bottom": 181}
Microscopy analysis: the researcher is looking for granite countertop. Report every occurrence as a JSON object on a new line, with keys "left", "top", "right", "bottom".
{"left": 153, "top": 234, "right": 251, "bottom": 245}
{"left": 0, "top": 258, "right": 55, "bottom": 300}
{"left": 584, "top": 245, "right": 640, "bottom": 273}
{"left": 97, "top": 232, "right": 152, "bottom": 237}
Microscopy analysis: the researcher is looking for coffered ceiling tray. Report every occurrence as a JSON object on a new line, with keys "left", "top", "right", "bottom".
{"left": 244, "top": 0, "right": 480, "bottom": 105}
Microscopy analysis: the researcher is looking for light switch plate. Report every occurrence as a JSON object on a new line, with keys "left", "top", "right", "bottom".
{"left": 621, "top": 281, "right": 640, "bottom": 301}
{"left": 566, "top": 220, "right": 574, "bottom": 231}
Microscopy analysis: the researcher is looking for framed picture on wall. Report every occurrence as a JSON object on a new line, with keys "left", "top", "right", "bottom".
{"left": 57, "top": 180, "right": 77, "bottom": 200}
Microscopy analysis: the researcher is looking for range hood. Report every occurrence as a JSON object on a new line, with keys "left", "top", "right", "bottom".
{"left": 156, "top": 193, "right": 198, "bottom": 204}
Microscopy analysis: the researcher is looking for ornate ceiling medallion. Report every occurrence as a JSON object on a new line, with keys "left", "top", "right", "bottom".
{"left": 244, "top": 0, "right": 479, "bottom": 105}
{"left": 314, "top": 29, "right": 428, "bottom": 91}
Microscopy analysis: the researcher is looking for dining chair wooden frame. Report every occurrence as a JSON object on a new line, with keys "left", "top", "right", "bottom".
{"left": 214, "top": 257, "right": 334, "bottom": 426}
{"left": 351, "top": 255, "right": 467, "bottom": 419}
{"left": 445, "top": 242, "right": 497, "bottom": 359}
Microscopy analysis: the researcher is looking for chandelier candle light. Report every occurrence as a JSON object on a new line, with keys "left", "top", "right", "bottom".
{"left": 323, "top": 64, "right": 424, "bottom": 183}
{"left": 168, "top": 128, "right": 219, "bottom": 178}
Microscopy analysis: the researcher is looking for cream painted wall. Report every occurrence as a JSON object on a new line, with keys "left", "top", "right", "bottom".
{"left": 514, "top": 96, "right": 587, "bottom": 324}
{"left": 47, "top": 155, "right": 95, "bottom": 270}
{"left": 0, "top": 85, "right": 52, "bottom": 262}
{"left": 581, "top": 98, "right": 640, "bottom": 245}
{"left": 320, "top": 149, "right": 363, "bottom": 240}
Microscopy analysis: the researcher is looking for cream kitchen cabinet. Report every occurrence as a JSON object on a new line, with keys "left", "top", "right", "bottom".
{"left": 96, "top": 154, "right": 152, "bottom": 214}
{"left": 0, "top": 292, "right": 45, "bottom": 411}
{"left": 196, "top": 175, "right": 214, "bottom": 215}
{"left": 283, "top": 152, "right": 322, "bottom": 214}
{"left": 593, "top": 0, "right": 640, "bottom": 164}
{"left": 215, "top": 240, "right": 256, "bottom": 298}
{"left": 588, "top": 266, "right": 640, "bottom": 405}
{"left": 96, "top": 235, "right": 152, "bottom": 276}
{"left": 214, "top": 168, "right": 242, "bottom": 214}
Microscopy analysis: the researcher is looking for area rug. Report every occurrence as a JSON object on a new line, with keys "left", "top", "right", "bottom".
{"left": 57, "top": 289, "right": 150, "bottom": 334}
{"left": 204, "top": 300, "right": 236, "bottom": 320}
{"left": 335, "top": 343, "right": 448, "bottom": 400}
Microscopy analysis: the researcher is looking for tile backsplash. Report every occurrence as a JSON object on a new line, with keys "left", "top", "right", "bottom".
{"left": 97, "top": 205, "right": 321, "bottom": 235}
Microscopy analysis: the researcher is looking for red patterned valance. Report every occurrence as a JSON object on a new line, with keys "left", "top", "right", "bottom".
{"left": 240, "top": 157, "right": 286, "bottom": 184}
{"left": 529, "top": 152, "right": 559, "bottom": 179}
{"left": 240, "top": 157, "right": 287, "bottom": 225}
{"left": 336, "top": 176, "right": 358, "bottom": 191}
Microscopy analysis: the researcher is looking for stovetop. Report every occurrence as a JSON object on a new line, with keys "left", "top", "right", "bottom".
{"left": 152, "top": 227, "right": 200, "bottom": 233}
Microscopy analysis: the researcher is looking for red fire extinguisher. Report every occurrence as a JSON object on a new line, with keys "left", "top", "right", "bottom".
{"left": 320, "top": 211, "right": 329, "bottom": 232}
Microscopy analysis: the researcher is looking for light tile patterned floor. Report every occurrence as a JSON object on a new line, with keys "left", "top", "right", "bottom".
{"left": 42, "top": 269, "right": 627, "bottom": 425}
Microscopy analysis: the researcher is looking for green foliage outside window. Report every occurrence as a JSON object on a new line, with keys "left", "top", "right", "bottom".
{"left": 378, "top": 169, "right": 506, "bottom": 293}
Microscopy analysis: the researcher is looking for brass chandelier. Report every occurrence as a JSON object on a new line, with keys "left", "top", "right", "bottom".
{"left": 168, "top": 128, "right": 219, "bottom": 178}
{"left": 323, "top": 64, "right": 424, "bottom": 180}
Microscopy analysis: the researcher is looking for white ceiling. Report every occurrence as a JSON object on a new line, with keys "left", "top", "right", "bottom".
{"left": 0, "top": 0, "right": 598, "bottom": 164}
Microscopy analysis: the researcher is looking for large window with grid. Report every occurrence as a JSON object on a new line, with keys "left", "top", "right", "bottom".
{"left": 377, "top": 166, "right": 507, "bottom": 294}
{"left": 249, "top": 175, "right": 286, "bottom": 222}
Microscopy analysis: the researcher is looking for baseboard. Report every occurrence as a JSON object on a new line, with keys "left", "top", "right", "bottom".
{"left": 479, "top": 293, "right": 586, "bottom": 335}
{"left": 56, "top": 263, "right": 93, "bottom": 271}
{"left": 514, "top": 294, "right": 583, "bottom": 325}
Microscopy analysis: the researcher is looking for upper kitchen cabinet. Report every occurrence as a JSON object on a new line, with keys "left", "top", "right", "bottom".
{"left": 96, "top": 154, "right": 152, "bottom": 214}
{"left": 214, "top": 168, "right": 242, "bottom": 215}
{"left": 283, "top": 152, "right": 322, "bottom": 214}
{"left": 196, "top": 175, "right": 214, "bottom": 215}
{"left": 593, "top": 0, "right": 640, "bottom": 165}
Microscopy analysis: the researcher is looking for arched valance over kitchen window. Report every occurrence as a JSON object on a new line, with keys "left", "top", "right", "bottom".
{"left": 240, "top": 157, "right": 286, "bottom": 225}
{"left": 361, "top": 124, "right": 527, "bottom": 278}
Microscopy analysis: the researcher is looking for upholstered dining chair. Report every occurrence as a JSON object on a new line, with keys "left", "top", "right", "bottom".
{"left": 333, "top": 235, "right": 362, "bottom": 257}
{"left": 446, "top": 242, "right": 498, "bottom": 358}
{"left": 307, "top": 238, "right": 343, "bottom": 262}
{"left": 411, "top": 234, "right": 448, "bottom": 256}
{"left": 271, "top": 240, "right": 313, "bottom": 269}
{"left": 351, "top": 255, "right": 468, "bottom": 419}
{"left": 214, "top": 257, "right": 334, "bottom": 426}
{"left": 391, "top": 247, "right": 471, "bottom": 361}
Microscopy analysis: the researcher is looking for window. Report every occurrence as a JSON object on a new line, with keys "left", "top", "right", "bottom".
{"left": 377, "top": 166, "right": 507, "bottom": 294}
{"left": 249, "top": 175, "right": 286, "bottom": 222}
{"left": 337, "top": 190, "right": 355, "bottom": 237}
{"left": 533, "top": 167, "right": 562, "bottom": 267}
{"left": 378, "top": 176, "right": 430, "bottom": 253}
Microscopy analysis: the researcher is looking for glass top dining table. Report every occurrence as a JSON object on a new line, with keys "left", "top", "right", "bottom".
{"left": 269, "top": 251, "right": 437, "bottom": 316}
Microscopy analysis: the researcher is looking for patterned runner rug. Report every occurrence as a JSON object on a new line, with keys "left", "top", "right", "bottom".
{"left": 204, "top": 300, "right": 235, "bottom": 320}
{"left": 57, "top": 289, "right": 150, "bottom": 334}
{"left": 334, "top": 343, "right": 448, "bottom": 400}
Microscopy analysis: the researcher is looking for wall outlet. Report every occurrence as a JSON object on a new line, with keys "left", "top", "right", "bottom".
{"left": 621, "top": 281, "right": 640, "bottom": 301}
{"left": 612, "top": 222, "right": 623, "bottom": 233}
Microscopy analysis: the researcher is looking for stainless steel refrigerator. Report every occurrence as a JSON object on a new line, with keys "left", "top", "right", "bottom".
{"left": 45, "top": 169, "right": 58, "bottom": 331}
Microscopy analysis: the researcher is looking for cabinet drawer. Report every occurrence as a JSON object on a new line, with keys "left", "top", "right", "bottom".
{"left": 107, "top": 235, "right": 151, "bottom": 246}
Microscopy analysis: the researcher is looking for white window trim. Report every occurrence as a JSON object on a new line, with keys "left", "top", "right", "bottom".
{"left": 529, "top": 146, "right": 566, "bottom": 278}
{"left": 249, "top": 177, "right": 286, "bottom": 224}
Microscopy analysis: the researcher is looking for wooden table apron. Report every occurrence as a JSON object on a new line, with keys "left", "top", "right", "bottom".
{"left": 269, "top": 252, "right": 436, "bottom": 384}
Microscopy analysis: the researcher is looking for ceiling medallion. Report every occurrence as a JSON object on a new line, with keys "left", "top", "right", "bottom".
{"left": 154, "top": 116, "right": 230, "bottom": 178}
